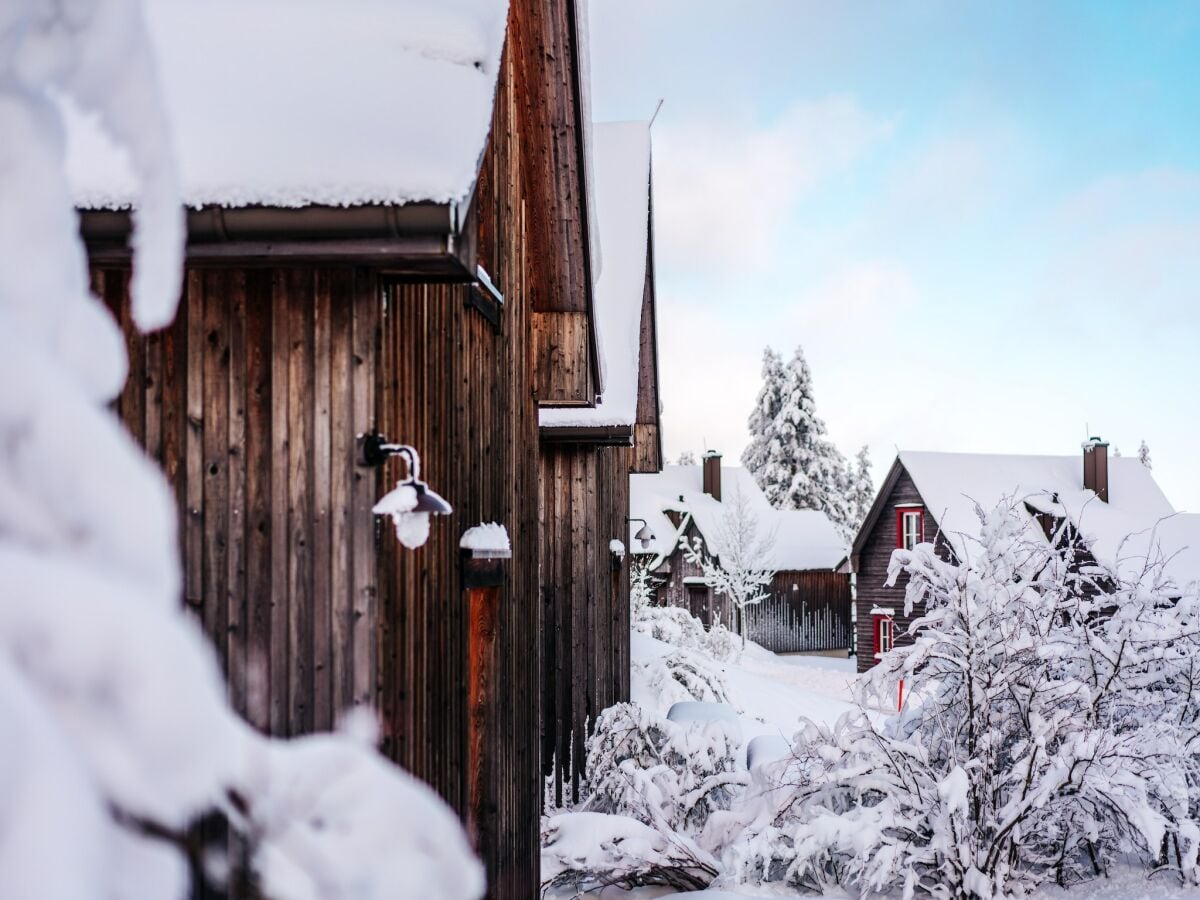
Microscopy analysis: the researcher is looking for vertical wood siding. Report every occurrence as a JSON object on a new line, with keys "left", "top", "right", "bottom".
{"left": 853, "top": 467, "right": 946, "bottom": 674}
{"left": 100, "top": 265, "right": 380, "bottom": 737}
{"left": 538, "top": 444, "right": 632, "bottom": 805}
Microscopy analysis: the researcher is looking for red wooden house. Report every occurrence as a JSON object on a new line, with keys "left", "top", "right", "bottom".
{"left": 849, "top": 440, "right": 1200, "bottom": 674}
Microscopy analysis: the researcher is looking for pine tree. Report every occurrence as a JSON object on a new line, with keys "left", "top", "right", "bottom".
{"left": 767, "top": 348, "right": 849, "bottom": 517}
{"left": 846, "top": 445, "right": 875, "bottom": 538}
{"left": 1138, "top": 439, "right": 1152, "bottom": 470}
{"left": 741, "top": 347, "right": 784, "bottom": 477}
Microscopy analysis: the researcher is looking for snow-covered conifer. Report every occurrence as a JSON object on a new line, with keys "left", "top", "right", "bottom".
{"left": 677, "top": 450, "right": 698, "bottom": 466}
{"left": 745, "top": 345, "right": 853, "bottom": 536}
{"left": 741, "top": 347, "right": 784, "bottom": 477}
{"left": 1139, "top": 439, "right": 1153, "bottom": 470}
{"left": 845, "top": 445, "right": 875, "bottom": 538}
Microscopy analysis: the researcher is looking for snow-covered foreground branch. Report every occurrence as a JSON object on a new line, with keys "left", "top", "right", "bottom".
{"left": 0, "top": 3, "right": 481, "bottom": 897}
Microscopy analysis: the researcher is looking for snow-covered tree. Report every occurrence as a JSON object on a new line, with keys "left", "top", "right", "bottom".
{"left": 741, "top": 347, "right": 784, "bottom": 476}
{"left": 744, "top": 345, "right": 854, "bottom": 537}
{"left": 676, "top": 450, "right": 698, "bottom": 466}
{"left": 0, "top": 3, "right": 481, "bottom": 898}
{"left": 684, "top": 486, "right": 776, "bottom": 646}
{"left": 735, "top": 499, "right": 1200, "bottom": 897}
{"left": 1139, "top": 439, "right": 1153, "bottom": 470}
{"left": 845, "top": 444, "right": 875, "bottom": 539}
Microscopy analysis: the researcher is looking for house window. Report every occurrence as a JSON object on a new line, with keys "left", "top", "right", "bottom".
{"left": 897, "top": 508, "right": 924, "bottom": 550}
{"left": 873, "top": 615, "right": 894, "bottom": 659}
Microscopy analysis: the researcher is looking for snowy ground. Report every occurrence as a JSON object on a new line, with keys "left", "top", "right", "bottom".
{"left": 631, "top": 633, "right": 859, "bottom": 765}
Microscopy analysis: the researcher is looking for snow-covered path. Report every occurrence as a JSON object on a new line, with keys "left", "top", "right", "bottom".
{"left": 631, "top": 632, "right": 860, "bottom": 762}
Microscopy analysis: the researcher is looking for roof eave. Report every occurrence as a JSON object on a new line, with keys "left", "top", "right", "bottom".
{"left": 539, "top": 423, "right": 634, "bottom": 446}
{"left": 80, "top": 200, "right": 477, "bottom": 279}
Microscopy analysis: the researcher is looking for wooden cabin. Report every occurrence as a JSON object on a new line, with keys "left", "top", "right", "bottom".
{"left": 630, "top": 455, "right": 850, "bottom": 653}
{"left": 849, "top": 441, "right": 1199, "bottom": 674}
{"left": 538, "top": 120, "right": 664, "bottom": 803}
{"left": 74, "top": 1, "right": 602, "bottom": 896}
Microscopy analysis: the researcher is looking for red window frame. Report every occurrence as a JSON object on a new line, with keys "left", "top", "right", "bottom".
{"left": 872, "top": 615, "right": 894, "bottom": 658}
{"left": 896, "top": 507, "right": 924, "bottom": 550}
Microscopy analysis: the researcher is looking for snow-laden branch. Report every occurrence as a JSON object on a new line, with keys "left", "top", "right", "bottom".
{"left": 0, "top": 3, "right": 481, "bottom": 897}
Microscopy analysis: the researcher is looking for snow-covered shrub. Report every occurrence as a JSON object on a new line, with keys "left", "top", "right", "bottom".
{"left": 733, "top": 499, "right": 1200, "bottom": 898}
{"left": 634, "top": 649, "right": 733, "bottom": 709}
{"left": 542, "top": 702, "right": 745, "bottom": 893}
{"left": 634, "top": 603, "right": 740, "bottom": 662}
{"left": 581, "top": 702, "right": 747, "bottom": 835}
{"left": 541, "top": 811, "right": 717, "bottom": 894}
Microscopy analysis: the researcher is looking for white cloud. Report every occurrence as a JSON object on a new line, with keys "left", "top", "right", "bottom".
{"left": 651, "top": 95, "right": 892, "bottom": 275}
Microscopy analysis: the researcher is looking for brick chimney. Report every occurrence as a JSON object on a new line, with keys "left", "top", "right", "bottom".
{"left": 702, "top": 450, "right": 722, "bottom": 501}
{"left": 1082, "top": 436, "right": 1109, "bottom": 503}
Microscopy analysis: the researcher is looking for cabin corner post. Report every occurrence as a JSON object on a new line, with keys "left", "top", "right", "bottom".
{"left": 463, "top": 550, "right": 503, "bottom": 852}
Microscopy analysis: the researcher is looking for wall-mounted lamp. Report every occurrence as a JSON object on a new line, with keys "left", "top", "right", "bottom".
{"left": 362, "top": 432, "right": 452, "bottom": 514}
{"left": 366, "top": 434, "right": 451, "bottom": 550}
{"left": 627, "top": 518, "right": 655, "bottom": 550}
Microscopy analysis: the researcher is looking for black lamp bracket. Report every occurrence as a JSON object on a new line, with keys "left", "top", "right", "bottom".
{"left": 361, "top": 432, "right": 419, "bottom": 476}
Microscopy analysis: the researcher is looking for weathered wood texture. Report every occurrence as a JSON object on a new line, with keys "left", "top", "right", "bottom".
{"left": 853, "top": 467, "right": 947, "bottom": 674}
{"left": 509, "top": 0, "right": 597, "bottom": 406}
{"left": 632, "top": 213, "right": 662, "bottom": 475}
{"left": 538, "top": 444, "right": 632, "bottom": 805}
{"left": 99, "top": 265, "right": 380, "bottom": 735}
{"left": 743, "top": 571, "right": 851, "bottom": 653}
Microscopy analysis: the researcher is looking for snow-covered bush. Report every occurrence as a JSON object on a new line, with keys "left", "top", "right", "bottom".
{"left": 541, "top": 811, "right": 717, "bottom": 894}
{"left": 0, "top": 3, "right": 481, "bottom": 898}
{"left": 634, "top": 603, "right": 740, "bottom": 662}
{"left": 542, "top": 702, "right": 745, "bottom": 893}
{"left": 733, "top": 499, "right": 1200, "bottom": 898}
{"left": 581, "top": 702, "right": 747, "bottom": 835}
{"left": 634, "top": 649, "right": 733, "bottom": 708}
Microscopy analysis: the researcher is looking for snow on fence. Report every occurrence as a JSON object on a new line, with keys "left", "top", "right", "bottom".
{"left": 742, "top": 571, "right": 851, "bottom": 653}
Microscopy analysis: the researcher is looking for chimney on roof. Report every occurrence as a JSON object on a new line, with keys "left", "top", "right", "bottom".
{"left": 702, "top": 450, "right": 722, "bottom": 501}
{"left": 1082, "top": 436, "right": 1109, "bottom": 503}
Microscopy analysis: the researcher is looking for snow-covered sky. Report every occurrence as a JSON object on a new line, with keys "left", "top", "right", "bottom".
{"left": 589, "top": 1, "right": 1200, "bottom": 511}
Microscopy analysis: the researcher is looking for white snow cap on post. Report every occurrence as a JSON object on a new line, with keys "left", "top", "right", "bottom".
{"left": 459, "top": 522, "right": 511, "bottom": 556}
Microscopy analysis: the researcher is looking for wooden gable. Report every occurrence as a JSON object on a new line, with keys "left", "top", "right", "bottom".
{"left": 508, "top": 0, "right": 600, "bottom": 406}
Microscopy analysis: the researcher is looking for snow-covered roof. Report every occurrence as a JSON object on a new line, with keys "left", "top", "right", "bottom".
{"left": 541, "top": 121, "right": 651, "bottom": 428}
{"left": 897, "top": 450, "right": 1199, "bottom": 587}
{"left": 629, "top": 464, "right": 846, "bottom": 571}
{"left": 63, "top": 0, "right": 509, "bottom": 210}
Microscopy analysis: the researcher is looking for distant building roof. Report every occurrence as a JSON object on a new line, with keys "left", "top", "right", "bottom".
{"left": 541, "top": 121, "right": 652, "bottom": 429}
{"left": 629, "top": 464, "right": 846, "bottom": 571}
{"left": 873, "top": 450, "right": 1199, "bottom": 589}
{"left": 64, "top": 0, "right": 509, "bottom": 210}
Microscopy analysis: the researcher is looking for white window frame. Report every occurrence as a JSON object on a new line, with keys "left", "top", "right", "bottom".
{"left": 901, "top": 510, "right": 923, "bottom": 551}
{"left": 876, "top": 616, "right": 893, "bottom": 657}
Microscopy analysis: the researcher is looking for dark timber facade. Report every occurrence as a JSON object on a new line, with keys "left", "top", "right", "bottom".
{"left": 85, "top": 2, "right": 604, "bottom": 896}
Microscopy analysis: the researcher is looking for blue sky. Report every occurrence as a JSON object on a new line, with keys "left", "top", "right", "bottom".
{"left": 588, "top": 1, "right": 1200, "bottom": 509}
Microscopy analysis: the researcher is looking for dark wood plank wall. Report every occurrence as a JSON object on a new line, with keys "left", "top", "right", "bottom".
{"left": 98, "top": 265, "right": 381, "bottom": 736}
{"left": 631, "top": 259, "right": 661, "bottom": 474}
{"left": 854, "top": 467, "right": 944, "bottom": 674}
{"left": 509, "top": 0, "right": 595, "bottom": 404}
{"left": 539, "top": 444, "right": 631, "bottom": 805}
{"left": 632, "top": 200, "right": 661, "bottom": 475}
{"left": 743, "top": 571, "right": 851, "bottom": 653}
